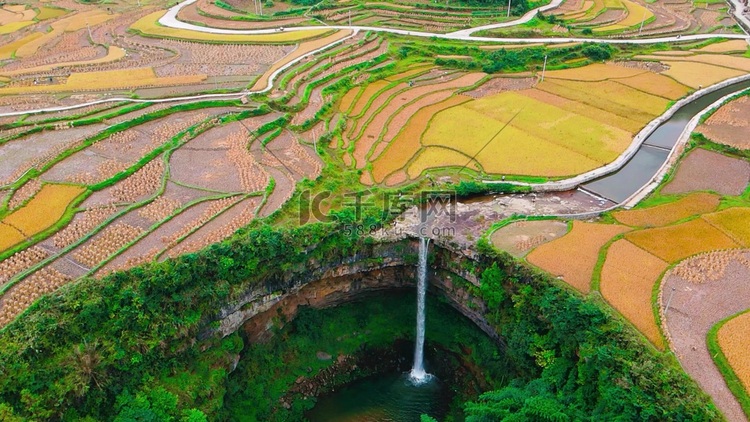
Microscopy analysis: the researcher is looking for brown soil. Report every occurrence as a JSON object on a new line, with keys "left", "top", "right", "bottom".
{"left": 463, "top": 77, "right": 536, "bottom": 98}
{"left": 491, "top": 220, "right": 569, "bottom": 257}
{"left": 661, "top": 254, "right": 750, "bottom": 422}
{"left": 0, "top": 124, "right": 105, "bottom": 185}
{"left": 698, "top": 96, "right": 750, "bottom": 149}
{"left": 663, "top": 148, "right": 750, "bottom": 196}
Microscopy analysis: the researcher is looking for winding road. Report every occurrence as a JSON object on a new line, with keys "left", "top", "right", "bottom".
{"left": 1, "top": 0, "right": 748, "bottom": 119}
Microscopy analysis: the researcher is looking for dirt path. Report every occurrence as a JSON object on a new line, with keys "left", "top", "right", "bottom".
{"left": 661, "top": 254, "right": 750, "bottom": 422}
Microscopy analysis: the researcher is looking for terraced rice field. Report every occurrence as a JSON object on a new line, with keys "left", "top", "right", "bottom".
{"left": 703, "top": 208, "right": 750, "bottom": 247}
{"left": 625, "top": 218, "right": 739, "bottom": 262}
{"left": 613, "top": 192, "right": 720, "bottom": 227}
{"left": 662, "top": 148, "right": 750, "bottom": 195}
{"left": 527, "top": 221, "right": 629, "bottom": 292}
{"left": 717, "top": 312, "right": 750, "bottom": 392}
{"left": 600, "top": 239, "right": 667, "bottom": 348}
{"left": 422, "top": 89, "right": 633, "bottom": 176}
{"left": 698, "top": 94, "right": 750, "bottom": 149}
{"left": 131, "top": 11, "right": 334, "bottom": 43}
{"left": 0, "top": 184, "right": 84, "bottom": 253}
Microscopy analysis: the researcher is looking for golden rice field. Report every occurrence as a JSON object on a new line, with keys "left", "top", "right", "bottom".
{"left": 717, "top": 312, "right": 750, "bottom": 392}
{"left": 14, "top": 10, "right": 118, "bottom": 58}
{"left": 659, "top": 61, "right": 746, "bottom": 89}
{"left": 0, "top": 68, "right": 207, "bottom": 94}
{"left": 599, "top": 239, "right": 667, "bottom": 348}
{"left": 0, "top": 46, "right": 127, "bottom": 77}
{"left": 0, "top": 184, "right": 85, "bottom": 252}
{"left": 0, "top": 33, "right": 42, "bottom": 60}
{"left": 339, "top": 87, "right": 361, "bottom": 114}
{"left": 132, "top": 11, "right": 333, "bottom": 44}
{"left": 695, "top": 40, "right": 750, "bottom": 53}
{"left": 594, "top": 0, "right": 654, "bottom": 33}
{"left": 0, "top": 21, "right": 34, "bottom": 34}
{"left": 406, "top": 146, "right": 480, "bottom": 178}
{"left": 625, "top": 218, "right": 738, "bottom": 262}
{"left": 703, "top": 208, "right": 750, "bottom": 247}
{"left": 347, "top": 80, "right": 391, "bottom": 117}
{"left": 612, "top": 192, "right": 720, "bottom": 227}
{"left": 613, "top": 72, "right": 690, "bottom": 101}
{"left": 526, "top": 221, "right": 630, "bottom": 292}
{"left": 420, "top": 90, "right": 632, "bottom": 176}
{"left": 542, "top": 63, "right": 646, "bottom": 81}
{"left": 371, "top": 95, "right": 470, "bottom": 182}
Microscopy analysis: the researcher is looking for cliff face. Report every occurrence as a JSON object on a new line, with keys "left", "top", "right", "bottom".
{"left": 205, "top": 238, "right": 499, "bottom": 343}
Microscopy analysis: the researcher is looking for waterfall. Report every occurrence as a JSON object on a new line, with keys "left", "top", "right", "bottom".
{"left": 410, "top": 237, "right": 431, "bottom": 384}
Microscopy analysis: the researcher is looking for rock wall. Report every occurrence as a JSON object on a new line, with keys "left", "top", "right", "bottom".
{"left": 205, "top": 239, "right": 500, "bottom": 344}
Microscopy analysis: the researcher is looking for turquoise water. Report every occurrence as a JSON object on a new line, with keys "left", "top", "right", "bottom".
{"left": 306, "top": 372, "right": 450, "bottom": 422}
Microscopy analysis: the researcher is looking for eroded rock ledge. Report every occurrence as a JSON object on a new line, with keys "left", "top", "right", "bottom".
{"left": 203, "top": 239, "right": 498, "bottom": 343}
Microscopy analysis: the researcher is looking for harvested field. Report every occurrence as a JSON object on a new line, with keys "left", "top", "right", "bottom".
{"left": 166, "top": 197, "right": 259, "bottom": 258}
{"left": 1, "top": 184, "right": 85, "bottom": 246}
{"left": 406, "top": 147, "right": 479, "bottom": 179}
{"left": 671, "top": 249, "right": 750, "bottom": 284}
{"left": 0, "top": 46, "right": 127, "bottom": 77}
{"left": 51, "top": 205, "right": 118, "bottom": 249}
{"left": 0, "top": 267, "right": 72, "bottom": 327}
{"left": 490, "top": 220, "right": 569, "bottom": 258}
{"left": 527, "top": 221, "right": 630, "bottom": 292}
{"left": 698, "top": 95, "right": 750, "bottom": 149}
{"left": 0, "top": 246, "right": 47, "bottom": 286}
{"left": 717, "top": 311, "right": 750, "bottom": 392}
{"left": 661, "top": 255, "right": 750, "bottom": 422}
{"left": 154, "top": 40, "right": 292, "bottom": 78}
{"left": 600, "top": 239, "right": 667, "bottom": 348}
{"left": 7, "top": 179, "right": 42, "bottom": 210}
{"left": 613, "top": 192, "right": 720, "bottom": 227}
{"left": 463, "top": 77, "right": 535, "bottom": 98}
{"left": 72, "top": 222, "right": 144, "bottom": 268}
{"left": 703, "top": 208, "right": 750, "bottom": 247}
{"left": 662, "top": 148, "right": 750, "bottom": 196}
{"left": 371, "top": 95, "right": 470, "bottom": 183}
{"left": 625, "top": 218, "right": 738, "bottom": 262}
{"left": 0, "top": 68, "right": 207, "bottom": 95}
{"left": 0, "top": 124, "right": 105, "bottom": 186}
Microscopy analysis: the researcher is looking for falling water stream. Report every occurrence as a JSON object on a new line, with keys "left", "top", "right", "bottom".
{"left": 409, "top": 237, "right": 431, "bottom": 384}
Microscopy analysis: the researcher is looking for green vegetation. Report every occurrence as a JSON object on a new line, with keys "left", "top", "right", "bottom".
{"left": 225, "top": 292, "right": 509, "bottom": 420}
{"left": 0, "top": 214, "right": 721, "bottom": 420}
